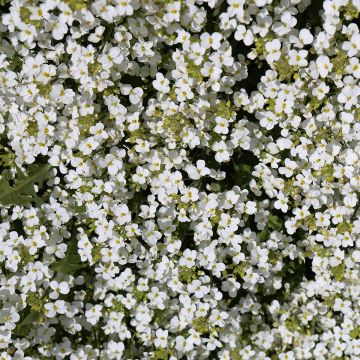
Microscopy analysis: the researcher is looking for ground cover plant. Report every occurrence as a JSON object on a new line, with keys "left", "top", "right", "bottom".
{"left": 0, "top": 0, "right": 360, "bottom": 358}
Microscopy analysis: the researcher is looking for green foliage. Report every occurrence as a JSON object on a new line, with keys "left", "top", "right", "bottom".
{"left": 91, "top": 243, "right": 103, "bottom": 264}
{"left": 187, "top": 60, "right": 203, "bottom": 83}
{"left": 133, "top": 289, "right": 146, "bottom": 302}
{"left": 13, "top": 308, "right": 42, "bottom": 336}
{"left": 312, "top": 244, "right": 331, "bottom": 257}
{"left": 320, "top": 164, "right": 334, "bottom": 183}
{"left": 19, "top": 7, "right": 43, "bottom": 30}
{"left": 268, "top": 214, "right": 283, "bottom": 231}
{"left": 258, "top": 214, "right": 284, "bottom": 242}
{"left": 337, "top": 221, "right": 352, "bottom": 234}
{"left": 112, "top": 300, "right": 126, "bottom": 313}
{"left": 192, "top": 317, "right": 210, "bottom": 335}
{"left": 285, "top": 317, "right": 301, "bottom": 332}
{"left": 8, "top": 56, "right": 23, "bottom": 72}
{"left": 51, "top": 234, "right": 86, "bottom": 274}
{"left": 350, "top": 326, "right": 360, "bottom": 339}
{"left": 343, "top": 2, "right": 359, "bottom": 19}
{"left": 234, "top": 163, "right": 253, "bottom": 186}
{"left": 18, "top": 245, "right": 36, "bottom": 268}
{"left": 229, "top": 349, "right": 242, "bottom": 360}
{"left": 323, "top": 296, "right": 336, "bottom": 307}
{"left": 213, "top": 100, "right": 236, "bottom": 119}
{"left": 73, "top": 203, "right": 87, "bottom": 214}
{"left": 274, "top": 58, "right": 293, "bottom": 82}
{"left": 35, "top": 82, "right": 52, "bottom": 100}
{"left": 233, "top": 261, "right": 250, "bottom": 278}
{"left": 26, "top": 293, "right": 46, "bottom": 313}
{"left": 331, "top": 264, "right": 346, "bottom": 281}
{"left": 63, "top": 0, "right": 87, "bottom": 11}
{"left": 332, "top": 50, "right": 349, "bottom": 75}
{"left": 151, "top": 348, "right": 172, "bottom": 360}
{"left": 0, "top": 163, "right": 51, "bottom": 206}
{"left": 77, "top": 113, "right": 99, "bottom": 136}
{"left": 254, "top": 37, "right": 265, "bottom": 56}
{"left": 267, "top": 251, "right": 279, "bottom": 265}
{"left": 162, "top": 113, "right": 191, "bottom": 140}
{"left": 178, "top": 266, "right": 197, "bottom": 284}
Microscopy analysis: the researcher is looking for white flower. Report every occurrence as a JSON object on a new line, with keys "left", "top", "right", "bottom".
{"left": 44, "top": 300, "right": 67, "bottom": 318}
{"left": 316, "top": 55, "right": 333, "bottom": 78}
{"left": 85, "top": 304, "right": 103, "bottom": 325}
{"left": 49, "top": 281, "right": 70, "bottom": 299}
{"left": 315, "top": 212, "right": 331, "bottom": 227}
{"left": 274, "top": 192, "right": 288, "bottom": 213}
{"left": 299, "top": 28, "right": 314, "bottom": 46}
{"left": 214, "top": 116, "right": 229, "bottom": 134}
{"left": 234, "top": 25, "right": 254, "bottom": 45}
{"left": 164, "top": 2, "right": 181, "bottom": 22}
{"left": 132, "top": 166, "right": 150, "bottom": 184}
{"left": 227, "top": 0, "right": 245, "bottom": 18}
{"left": 288, "top": 49, "right": 308, "bottom": 67}
{"left": 200, "top": 32, "right": 222, "bottom": 50}
{"left": 153, "top": 73, "right": 170, "bottom": 93}
{"left": 18, "top": 24, "right": 37, "bottom": 43}
{"left": 343, "top": 33, "right": 360, "bottom": 57}
{"left": 0, "top": 0, "right": 359, "bottom": 356}
{"left": 186, "top": 160, "right": 210, "bottom": 180}
{"left": 48, "top": 18, "right": 68, "bottom": 41}
{"left": 346, "top": 57, "right": 360, "bottom": 78}
{"left": 154, "top": 329, "right": 168, "bottom": 348}
{"left": 115, "top": 0, "right": 134, "bottom": 16}
{"left": 179, "top": 249, "right": 197, "bottom": 268}
{"left": 180, "top": 187, "right": 199, "bottom": 203}
{"left": 99, "top": 47, "right": 124, "bottom": 69}
{"left": 175, "top": 85, "right": 194, "bottom": 102}
{"left": 212, "top": 140, "right": 231, "bottom": 162}
{"left": 92, "top": 0, "right": 117, "bottom": 22}
{"left": 245, "top": 201, "right": 257, "bottom": 215}
{"left": 79, "top": 137, "right": 99, "bottom": 155}
{"left": 50, "top": 84, "right": 75, "bottom": 104}
{"left": 265, "top": 39, "right": 281, "bottom": 63}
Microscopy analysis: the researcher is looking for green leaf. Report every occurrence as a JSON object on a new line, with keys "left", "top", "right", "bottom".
{"left": 73, "top": 204, "right": 87, "bottom": 213}
{"left": 20, "top": 310, "right": 41, "bottom": 326}
{"left": 331, "top": 263, "right": 346, "bottom": 281}
{"left": 350, "top": 326, "right": 360, "bottom": 339}
{"left": 51, "top": 234, "right": 86, "bottom": 274}
{"left": 13, "top": 309, "right": 41, "bottom": 336}
{"left": 234, "top": 163, "right": 253, "bottom": 186}
{"left": 0, "top": 163, "right": 52, "bottom": 206}
{"left": 268, "top": 214, "right": 283, "bottom": 231}
{"left": 258, "top": 227, "right": 269, "bottom": 241}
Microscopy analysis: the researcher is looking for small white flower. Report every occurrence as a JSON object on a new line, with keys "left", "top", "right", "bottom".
{"left": 316, "top": 55, "right": 333, "bottom": 78}
{"left": 154, "top": 329, "right": 168, "bottom": 348}
{"left": 265, "top": 39, "right": 281, "bottom": 63}
{"left": 153, "top": 73, "right": 170, "bottom": 93}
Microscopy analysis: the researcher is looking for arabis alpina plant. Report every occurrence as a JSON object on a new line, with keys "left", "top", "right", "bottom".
{"left": 0, "top": 0, "right": 359, "bottom": 359}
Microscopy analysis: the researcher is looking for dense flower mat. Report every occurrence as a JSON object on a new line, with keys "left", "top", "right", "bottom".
{"left": 0, "top": 0, "right": 359, "bottom": 358}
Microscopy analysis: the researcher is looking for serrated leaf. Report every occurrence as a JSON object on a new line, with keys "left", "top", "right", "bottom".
{"left": 51, "top": 234, "right": 86, "bottom": 274}
{"left": 0, "top": 163, "right": 52, "bottom": 206}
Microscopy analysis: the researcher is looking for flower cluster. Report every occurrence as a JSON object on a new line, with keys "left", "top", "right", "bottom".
{"left": 0, "top": 0, "right": 360, "bottom": 359}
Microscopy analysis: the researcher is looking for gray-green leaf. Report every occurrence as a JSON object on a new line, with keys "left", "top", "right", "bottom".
{"left": 51, "top": 234, "right": 86, "bottom": 274}
{"left": 0, "top": 163, "right": 52, "bottom": 206}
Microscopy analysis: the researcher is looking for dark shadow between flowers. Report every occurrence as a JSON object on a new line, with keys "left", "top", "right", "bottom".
{"left": 295, "top": 0, "right": 324, "bottom": 31}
